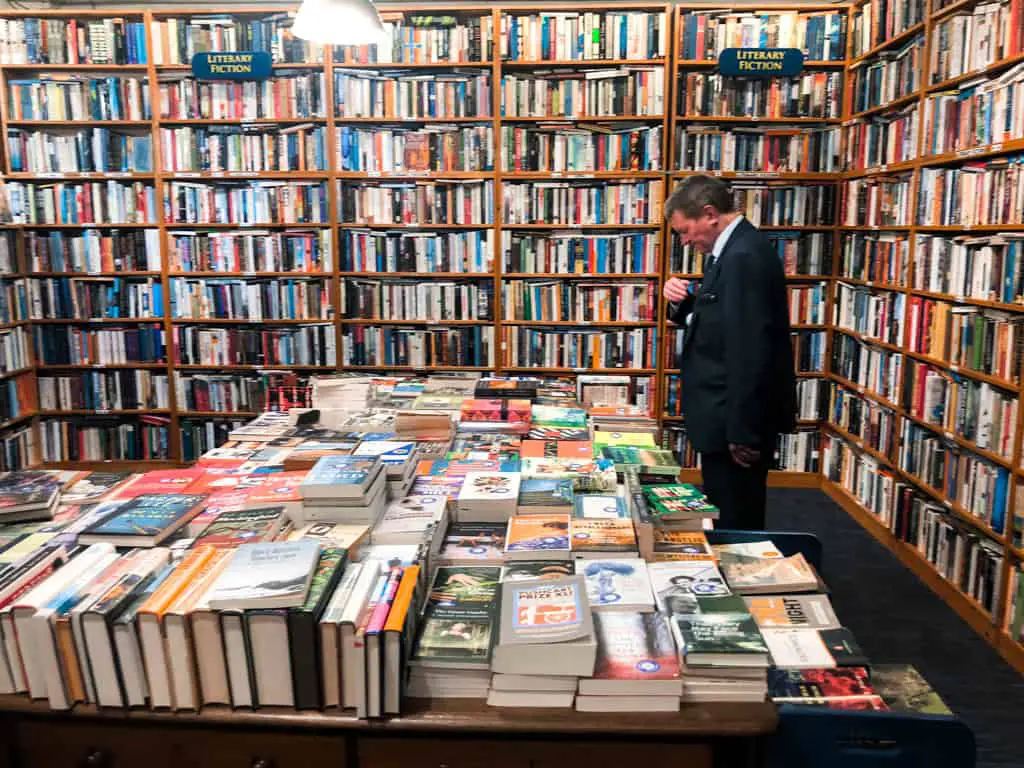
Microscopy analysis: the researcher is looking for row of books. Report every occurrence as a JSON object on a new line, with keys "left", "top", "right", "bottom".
{"left": 40, "top": 418, "right": 170, "bottom": 462}
{"left": 342, "top": 326, "right": 492, "bottom": 369}
{"left": 503, "top": 231, "right": 656, "bottom": 276}
{"left": 160, "top": 125, "right": 328, "bottom": 174}
{"left": 671, "top": 232, "right": 833, "bottom": 277}
{"left": 788, "top": 282, "right": 828, "bottom": 325}
{"left": 929, "top": 2, "right": 1024, "bottom": 86}
{"left": 337, "top": 15, "right": 494, "bottom": 64}
{"left": 28, "top": 277, "right": 163, "bottom": 320}
{"left": 850, "top": 36, "right": 923, "bottom": 115}
{"left": 501, "top": 125, "right": 662, "bottom": 173}
{"left": 840, "top": 174, "right": 913, "bottom": 227}
{"left": 501, "top": 280, "right": 656, "bottom": 323}
{"left": 338, "top": 126, "right": 494, "bottom": 174}
{"left": 831, "top": 331, "right": 903, "bottom": 405}
{"left": 678, "top": 9, "right": 847, "bottom": 61}
{"left": 919, "top": 158, "right": 1024, "bottom": 227}
{"left": 902, "top": 359, "right": 1017, "bottom": 461}
{"left": 0, "top": 17, "right": 147, "bottom": 65}
{"left": 0, "top": 281, "right": 26, "bottom": 325}
{"left": 851, "top": 0, "right": 923, "bottom": 57}
{"left": 176, "top": 325, "right": 336, "bottom": 368}
{"left": 913, "top": 233, "right": 1024, "bottom": 305}
{"left": 38, "top": 370, "right": 169, "bottom": 412}
{"left": 27, "top": 230, "right": 163, "bottom": 274}
{"left": 344, "top": 280, "right": 493, "bottom": 323}
{"left": 169, "top": 277, "right": 331, "bottom": 322}
{"left": 159, "top": 74, "right": 326, "bottom": 121}
{"left": 834, "top": 282, "right": 905, "bottom": 346}
{"left": 823, "top": 432, "right": 1005, "bottom": 616}
{"left": 675, "top": 126, "right": 840, "bottom": 174}
{"left": 171, "top": 229, "right": 332, "bottom": 274}
{"left": 7, "top": 75, "right": 151, "bottom": 122}
{"left": 176, "top": 373, "right": 266, "bottom": 414}
{"left": 150, "top": 14, "right": 320, "bottom": 65}
{"left": 499, "top": 11, "right": 666, "bottom": 62}
{"left": 840, "top": 232, "right": 907, "bottom": 287}
{"left": 33, "top": 325, "right": 166, "bottom": 366}
{"left": 334, "top": 71, "right": 491, "bottom": 120}
{"left": 844, "top": 104, "right": 919, "bottom": 170}
{"left": 500, "top": 68, "right": 666, "bottom": 118}
{"left": 7, "top": 128, "right": 153, "bottom": 175}
{"left": 503, "top": 326, "right": 654, "bottom": 371}
{"left": 0, "top": 328, "right": 30, "bottom": 375}
{"left": 343, "top": 230, "right": 493, "bottom": 274}
{"left": 677, "top": 72, "right": 843, "bottom": 120}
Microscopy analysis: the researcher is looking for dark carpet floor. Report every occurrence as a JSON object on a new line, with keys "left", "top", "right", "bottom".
{"left": 766, "top": 489, "right": 1024, "bottom": 768}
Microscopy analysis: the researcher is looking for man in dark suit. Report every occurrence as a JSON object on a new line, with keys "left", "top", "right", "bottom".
{"left": 663, "top": 175, "right": 797, "bottom": 530}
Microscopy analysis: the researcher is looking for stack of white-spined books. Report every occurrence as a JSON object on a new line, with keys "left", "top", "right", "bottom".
{"left": 297, "top": 456, "right": 387, "bottom": 525}
{"left": 671, "top": 596, "right": 770, "bottom": 703}
{"left": 456, "top": 471, "right": 521, "bottom": 522}
{"left": 351, "top": 440, "right": 419, "bottom": 500}
{"left": 487, "top": 574, "right": 596, "bottom": 708}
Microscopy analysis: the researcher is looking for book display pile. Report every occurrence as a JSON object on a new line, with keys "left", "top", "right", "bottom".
{"left": 0, "top": 374, "right": 897, "bottom": 716}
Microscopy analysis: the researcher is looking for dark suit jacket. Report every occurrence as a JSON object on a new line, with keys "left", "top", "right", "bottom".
{"left": 667, "top": 218, "right": 797, "bottom": 454}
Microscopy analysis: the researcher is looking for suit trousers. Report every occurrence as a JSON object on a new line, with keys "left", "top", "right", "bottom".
{"left": 699, "top": 450, "right": 772, "bottom": 531}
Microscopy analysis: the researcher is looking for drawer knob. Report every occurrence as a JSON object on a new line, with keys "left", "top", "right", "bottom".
{"left": 252, "top": 760, "right": 276, "bottom": 768}
{"left": 84, "top": 750, "right": 108, "bottom": 768}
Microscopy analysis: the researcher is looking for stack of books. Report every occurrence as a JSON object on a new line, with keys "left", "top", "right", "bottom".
{"left": 298, "top": 456, "right": 387, "bottom": 525}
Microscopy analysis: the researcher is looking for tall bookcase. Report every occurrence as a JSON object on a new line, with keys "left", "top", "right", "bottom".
{"left": 0, "top": 3, "right": 1021, "bottom": 672}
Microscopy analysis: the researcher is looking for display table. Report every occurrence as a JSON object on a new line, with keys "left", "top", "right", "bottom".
{"left": 0, "top": 696, "right": 776, "bottom": 768}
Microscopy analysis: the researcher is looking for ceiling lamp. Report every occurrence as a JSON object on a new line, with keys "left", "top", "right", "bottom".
{"left": 292, "top": 0, "right": 388, "bottom": 45}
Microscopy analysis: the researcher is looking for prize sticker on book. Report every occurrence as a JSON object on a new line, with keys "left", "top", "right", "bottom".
{"left": 513, "top": 581, "right": 583, "bottom": 629}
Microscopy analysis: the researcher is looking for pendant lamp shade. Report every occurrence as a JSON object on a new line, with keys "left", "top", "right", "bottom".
{"left": 292, "top": 0, "right": 388, "bottom": 45}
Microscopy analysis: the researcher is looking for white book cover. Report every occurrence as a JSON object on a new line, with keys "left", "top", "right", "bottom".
{"left": 206, "top": 540, "right": 322, "bottom": 610}
{"left": 648, "top": 560, "right": 730, "bottom": 614}
{"left": 761, "top": 628, "right": 835, "bottom": 669}
{"left": 574, "top": 495, "right": 626, "bottom": 519}
{"left": 574, "top": 558, "right": 654, "bottom": 611}
{"left": 352, "top": 440, "right": 417, "bottom": 465}
{"left": 457, "top": 472, "right": 521, "bottom": 506}
{"left": 376, "top": 495, "right": 447, "bottom": 536}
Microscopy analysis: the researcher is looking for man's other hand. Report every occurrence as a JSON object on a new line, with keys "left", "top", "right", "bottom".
{"left": 664, "top": 277, "right": 691, "bottom": 302}
{"left": 729, "top": 443, "right": 761, "bottom": 468}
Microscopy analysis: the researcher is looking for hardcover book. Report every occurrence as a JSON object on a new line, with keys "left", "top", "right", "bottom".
{"left": 77, "top": 494, "right": 206, "bottom": 547}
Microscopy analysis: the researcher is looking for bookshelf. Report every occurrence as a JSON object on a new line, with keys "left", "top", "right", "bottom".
{"left": 0, "top": 3, "right": 1021, "bottom": 670}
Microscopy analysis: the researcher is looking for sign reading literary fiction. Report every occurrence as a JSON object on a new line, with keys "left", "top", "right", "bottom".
{"left": 718, "top": 48, "right": 804, "bottom": 77}
{"left": 191, "top": 51, "right": 272, "bottom": 81}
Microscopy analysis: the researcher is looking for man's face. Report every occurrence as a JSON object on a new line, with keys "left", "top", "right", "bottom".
{"left": 670, "top": 208, "right": 719, "bottom": 255}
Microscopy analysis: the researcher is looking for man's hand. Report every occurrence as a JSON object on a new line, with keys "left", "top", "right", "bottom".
{"left": 664, "top": 277, "right": 691, "bottom": 302}
{"left": 729, "top": 443, "right": 761, "bottom": 468}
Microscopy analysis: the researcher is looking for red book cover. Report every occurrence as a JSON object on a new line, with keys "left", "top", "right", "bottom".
{"left": 520, "top": 440, "right": 594, "bottom": 460}
{"left": 592, "top": 612, "right": 680, "bottom": 681}
{"left": 109, "top": 468, "right": 206, "bottom": 500}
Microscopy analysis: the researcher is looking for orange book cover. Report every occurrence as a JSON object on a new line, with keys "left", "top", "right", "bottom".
{"left": 520, "top": 440, "right": 594, "bottom": 460}
{"left": 652, "top": 530, "right": 714, "bottom": 559}
{"left": 139, "top": 546, "right": 218, "bottom": 618}
{"left": 505, "top": 514, "right": 571, "bottom": 555}
{"left": 383, "top": 565, "right": 420, "bottom": 634}
{"left": 569, "top": 518, "right": 636, "bottom": 552}
{"left": 244, "top": 471, "right": 307, "bottom": 506}
{"left": 109, "top": 468, "right": 206, "bottom": 500}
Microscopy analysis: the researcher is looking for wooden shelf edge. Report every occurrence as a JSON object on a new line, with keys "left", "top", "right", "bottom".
{"left": 821, "top": 479, "right": 1024, "bottom": 675}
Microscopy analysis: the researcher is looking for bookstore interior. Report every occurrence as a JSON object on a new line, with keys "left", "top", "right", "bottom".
{"left": 0, "top": 0, "right": 1017, "bottom": 764}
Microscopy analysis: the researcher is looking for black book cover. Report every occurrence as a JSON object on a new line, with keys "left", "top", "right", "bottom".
{"left": 288, "top": 547, "right": 348, "bottom": 710}
{"left": 821, "top": 627, "right": 870, "bottom": 669}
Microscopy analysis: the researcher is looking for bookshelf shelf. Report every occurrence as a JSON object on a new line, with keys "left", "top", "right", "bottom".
{"left": 179, "top": 411, "right": 259, "bottom": 418}
{"left": 844, "top": 160, "right": 920, "bottom": 176}
{"left": 917, "top": 138, "right": 1024, "bottom": 168}
{"left": 164, "top": 172, "right": 331, "bottom": 180}
{"left": 335, "top": 171, "right": 494, "bottom": 180}
{"left": 907, "top": 288, "right": 1024, "bottom": 314}
{"left": 156, "top": 62, "right": 325, "bottom": 71}
{"left": 34, "top": 272, "right": 163, "bottom": 278}
{"left": 502, "top": 115, "right": 666, "bottom": 122}
{"left": 830, "top": 373, "right": 901, "bottom": 412}
{"left": 930, "top": 0, "right": 976, "bottom": 22}
{"left": 0, "top": 367, "right": 35, "bottom": 382}
{"left": 926, "top": 50, "right": 1024, "bottom": 93}
{"left": 676, "top": 59, "right": 845, "bottom": 68}
{"left": 158, "top": 118, "right": 330, "bottom": 125}
{"left": 36, "top": 363, "right": 168, "bottom": 370}
{"left": 502, "top": 320, "right": 657, "bottom": 327}
{"left": 38, "top": 409, "right": 171, "bottom": 417}
{"left": 502, "top": 171, "right": 664, "bottom": 179}
{"left": 338, "top": 319, "right": 491, "bottom": 325}
{"left": 170, "top": 318, "right": 331, "bottom": 325}
{"left": 337, "top": 117, "right": 495, "bottom": 123}
{"left": 174, "top": 364, "right": 335, "bottom": 371}
{"left": 31, "top": 318, "right": 164, "bottom": 324}
{"left": 501, "top": 58, "right": 667, "bottom": 66}
{"left": 0, "top": 64, "right": 150, "bottom": 71}
{"left": 0, "top": 413, "right": 37, "bottom": 431}
{"left": 501, "top": 273, "right": 662, "bottom": 279}
{"left": 344, "top": 364, "right": 495, "bottom": 371}
{"left": 6, "top": 120, "right": 153, "bottom": 127}
{"left": 847, "top": 91, "right": 922, "bottom": 121}
{"left": 337, "top": 272, "right": 492, "bottom": 278}
{"left": 502, "top": 367, "right": 658, "bottom": 374}
{"left": 848, "top": 22, "right": 926, "bottom": 68}
{"left": 502, "top": 223, "right": 662, "bottom": 230}
{"left": 670, "top": 171, "right": 836, "bottom": 181}
{"left": 333, "top": 61, "right": 493, "bottom": 68}
{"left": 676, "top": 116, "right": 843, "bottom": 124}
{"left": 336, "top": 223, "right": 490, "bottom": 230}
{"left": 6, "top": 172, "right": 156, "bottom": 180}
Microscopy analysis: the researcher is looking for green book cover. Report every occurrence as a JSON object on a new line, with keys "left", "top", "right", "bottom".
{"left": 673, "top": 612, "right": 769, "bottom": 656}
{"left": 412, "top": 566, "right": 502, "bottom": 665}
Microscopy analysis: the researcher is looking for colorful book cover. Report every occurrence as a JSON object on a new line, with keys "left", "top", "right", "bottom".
{"left": 60, "top": 472, "right": 134, "bottom": 502}
{"left": 501, "top": 574, "right": 593, "bottom": 643}
{"left": 80, "top": 494, "right": 205, "bottom": 543}
{"left": 643, "top": 484, "right": 718, "bottom": 516}
{"left": 649, "top": 560, "right": 730, "bottom": 614}
{"left": 416, "top": 458, "right": 519, "bottom": 476}
{"left": 460, "top": 398, "right": 532, "bottom": 423}
{"left": 457, "top": 472, "right": 521, "bottom": 503}
{"left": 243, "top": 471, "right": 306, "bottom": 506}
{"left": 527, "top": 427, "right": 591, "bottom": 440}
{"left": 743, "top": 594, "right": 841, "bottom": 629}
{"left": 410, "top": 475, "right": 465, "bottom": 498}
{"left": 192, "top": 506, "right": 287, "bottom": 549}
{"left": 438, "top": 522, "right": 507, "bottom": 562}
{"left": 352, "top": 440, "right": 417, "bottom": 465}
{"left": 673, "top": 612, "right": 770, "bottom": 658}
{"left": 570, "top": 518, "right": 637, "bottom": 552}
{"left": 602, "top": 446, "right": 680, "bottom": 473}
{"left": 517, "top": 478, "right": 574, "bottom": 509}
{"left": 592, "top": 612, "right": 680, "bottom": 681}
{"left": 652, "top": 530, "right": 714, "bottom": 558}
{"left": 530, "top": 405, "right": 588, "bottom": 428}
{"left": 520, "top": 440, "right": 594, "bottom": 460}
{"left": 412, "top": 566, "right": 502, "bottom": 665}
{"left": 505, "top": 514, "right": 571, "bottom": 554}
{"left": 593, "top": 430, "right": 657, "bottom": 450}
{"left": 303, "top": 456, "right": 379, "bottom": 488}
{"left": 768, "top": 667, "right": 876, "bottom": 700}
{"left": 870, "top": 664, "right": 952, "bottom": 715}
{"left": 108, "top": 468, "right": 206, "bottom": 499}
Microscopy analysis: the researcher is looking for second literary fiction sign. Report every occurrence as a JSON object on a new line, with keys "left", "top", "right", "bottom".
{"left": 718, "top": 48, "right": 804, "bottom": 77}
{"left": 191, "top": 51, "right": 272, "bottom": 80}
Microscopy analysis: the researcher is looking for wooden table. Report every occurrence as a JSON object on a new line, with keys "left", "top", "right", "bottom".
{"left": 0, "top": 695, "right": 777, "bottom": 768}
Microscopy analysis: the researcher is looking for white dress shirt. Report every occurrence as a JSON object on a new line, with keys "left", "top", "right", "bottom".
{"left": 681, "top": 214, "right": 745, "bottom": 326}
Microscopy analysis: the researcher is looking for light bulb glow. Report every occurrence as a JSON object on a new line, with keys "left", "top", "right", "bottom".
{"left": 292, "top": 0, "right": 388, "bottom": 45}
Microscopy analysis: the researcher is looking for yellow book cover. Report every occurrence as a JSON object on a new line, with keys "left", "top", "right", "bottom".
{"left": 383, "top": 565, "right": 420, "bottom": 634}
{"left": 139, "top": 546, "right": 218, "bottom": 618}
{"left": 651, "top": 530, "right": 714, "bottom": 559}
{"left": 569, "top": 518, "right": 637, "bottom": 553}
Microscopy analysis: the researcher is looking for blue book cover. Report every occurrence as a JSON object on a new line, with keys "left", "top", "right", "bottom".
{"left": 81, "top": 493, "right": 205, "bottom": 543}
{"left": 303, "top": 455, "right": 381, "bottom": 492}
